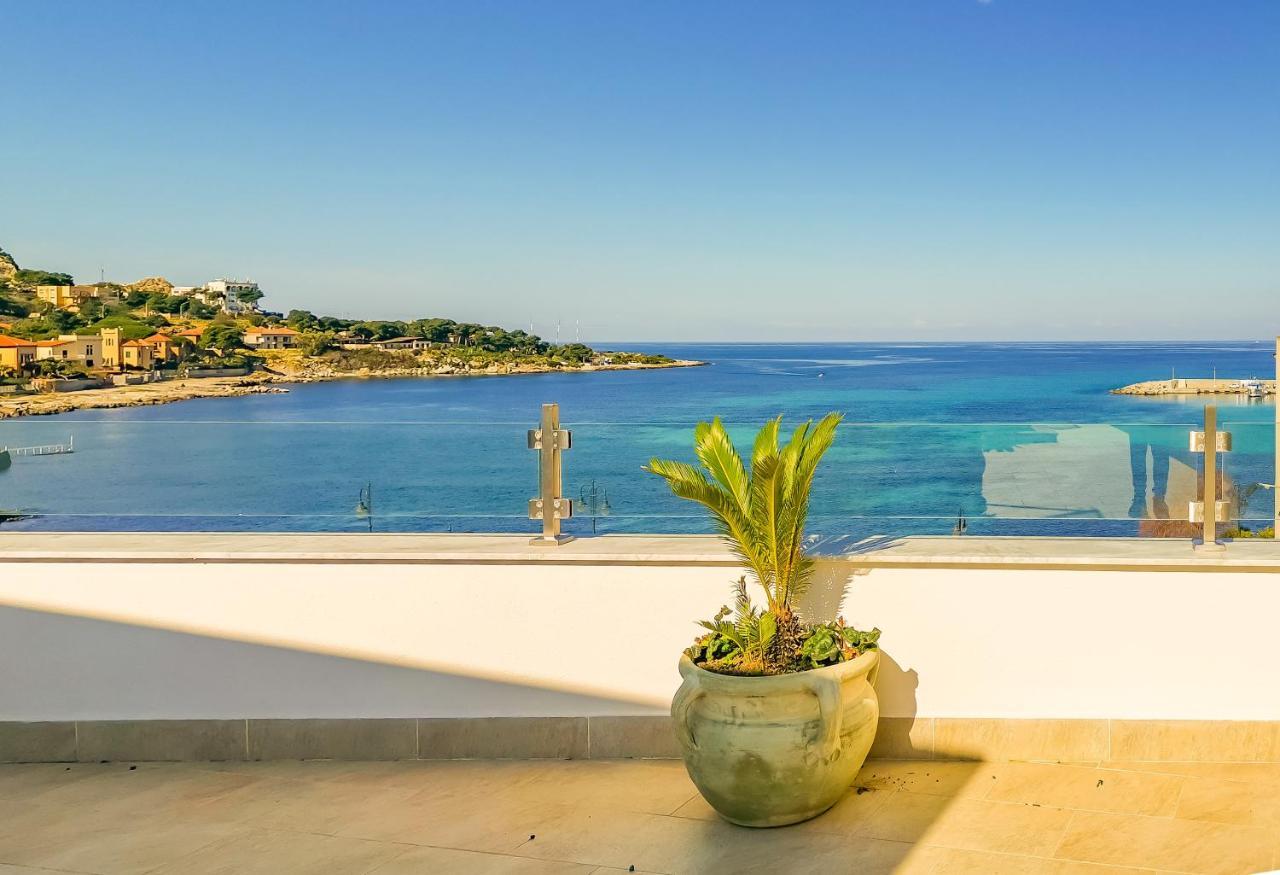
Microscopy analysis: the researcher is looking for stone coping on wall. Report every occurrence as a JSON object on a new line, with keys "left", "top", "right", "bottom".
{"left": 1, "top": 532, "right": 1280, "bottom": 571}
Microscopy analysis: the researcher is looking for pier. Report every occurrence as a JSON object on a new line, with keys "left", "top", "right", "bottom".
{"left": 3, "top": 436, "right": 74, "bottom": 456}
{"left": 1112, "top": 378, "right": 1277, "bottom": 397}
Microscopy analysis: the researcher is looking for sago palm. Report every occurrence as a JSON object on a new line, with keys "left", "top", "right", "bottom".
{"left": 646, "top": 413, "right": 842, "bottom": 669}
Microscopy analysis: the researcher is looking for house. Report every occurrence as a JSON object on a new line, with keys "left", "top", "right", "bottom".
{"left": 121, "top": 339, "right": 156, "bottom": 370}
{"left": 34, "top": 285, "right": 114, "bottom": 312}
{"left": 203, "top": 279, "right": 261, "bottom": 314}
{"left": 175, "top": 326, "right": 207, "bottom": 344}
{"left": 34, "top": 335, "right": 100, "bottom": 367}
{"left": 0, "top": 334, "right": 37, "bottom": 370}
{"left": 243, "top": 326, "right": 299, "bottom": 349}
{"left": 141, "top": 333, "right": 181, "bottom": 361}
{"left": 370, "top": 336, "right": 430, "bottom": 351}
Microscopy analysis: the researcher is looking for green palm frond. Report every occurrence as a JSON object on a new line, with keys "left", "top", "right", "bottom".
{"left": 646, "top": 412, "right": 843, "bottom": 616}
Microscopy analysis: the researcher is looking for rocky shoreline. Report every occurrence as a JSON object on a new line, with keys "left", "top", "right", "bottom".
{"left": 0, "top": 359, "right": 706, "bottom": 419}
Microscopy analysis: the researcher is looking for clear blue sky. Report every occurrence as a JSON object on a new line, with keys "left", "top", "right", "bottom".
{"left": 2, "top": 1, "right": 1276, "bottom": 341}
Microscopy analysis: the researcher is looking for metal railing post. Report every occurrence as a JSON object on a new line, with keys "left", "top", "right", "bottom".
{"left": 1190, "top": 404, "right": 1231, "bottom": 551}
{"left": 528, "top": 403, "right": 574, "bottom": 545}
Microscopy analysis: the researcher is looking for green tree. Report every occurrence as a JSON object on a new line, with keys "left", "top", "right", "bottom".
{"left": 296, "top": 330, "right": 336, "bottom": 356}
{"left": 285, "top": 309, "right": 319, "bottom": 330}
{"left": 200, "top": 324, "right": 245, "bottom": 354}
{"left": 13, "top": 269, "right": 73, "bottom": 287}
{"left": 79, "top": 315, "right": 158, "bottom": 340}
{"left": 33, "top": 358, "right": 87, "bottom": 378}
{"left": 411, "top": 318, "right": 457, "bottom": 344}
{"left": 78, "top": 297, "right": 106, "bottom": 321}
{"left": 235, "top": 287, "right": 265, "bottom": 306}
{"left": 553, "top": 343, "right": 594, "bottom": 364}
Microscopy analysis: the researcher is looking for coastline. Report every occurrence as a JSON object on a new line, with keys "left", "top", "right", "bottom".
{"left": 0, "top": 359, "right": 706, "bottom": 420}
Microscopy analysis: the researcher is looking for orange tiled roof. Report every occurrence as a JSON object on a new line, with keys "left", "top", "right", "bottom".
{"left": 177, "top": 327, "right": 205, "bottom": 337}
{"left": 143, "top": 333, "right": 173, "bottom": 342}
{"left": 122, "top": 340, "right": 148, "bottom": 347}
{"left": 0, "top": 334, "right": 36, "bottom": 348}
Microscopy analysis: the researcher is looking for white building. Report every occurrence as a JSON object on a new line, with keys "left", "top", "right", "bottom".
{"left": 203, "top": 279, "right": 262, "bottom": 314}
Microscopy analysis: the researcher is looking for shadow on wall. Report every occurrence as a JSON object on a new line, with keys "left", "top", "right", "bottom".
{"left": 800, "top": 559, "right": 921, "bottom": 748}
{"left": 0, "top": 605, "right": 664, "bottom": 721}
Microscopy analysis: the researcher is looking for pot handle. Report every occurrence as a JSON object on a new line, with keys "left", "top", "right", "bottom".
{"left": 805, "top": 674, "right": 843, "bottom": 761}
{"left": 671, "top": 682, "right": 706, "bottom": 751}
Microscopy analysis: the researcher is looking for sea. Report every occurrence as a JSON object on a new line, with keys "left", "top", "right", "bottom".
{"left": 1, "top": 341, "right": 1276, "bottom": 540}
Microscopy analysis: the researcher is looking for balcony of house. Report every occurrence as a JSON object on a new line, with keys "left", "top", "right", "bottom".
{"left": 2, "top": 404, "right": 1280, "bottom": 873}
{"left": 4, "top": 531, "right": 1280, "bottom": 873}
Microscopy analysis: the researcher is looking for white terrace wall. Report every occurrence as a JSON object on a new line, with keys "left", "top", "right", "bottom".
{"left": 3, "top": 538, "right": 1280, "bottom": 723}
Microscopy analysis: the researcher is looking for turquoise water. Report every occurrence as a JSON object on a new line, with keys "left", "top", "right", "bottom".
{"left": 0, "top": 341, "right": 1275, "bottom": 538}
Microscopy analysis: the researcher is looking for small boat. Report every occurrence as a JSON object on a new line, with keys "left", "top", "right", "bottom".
{"left": 355, "top": 482, "right": 372, "bottom": 516}
{"left": 1244, "top": 379, "right": 1265, "bottom": 399}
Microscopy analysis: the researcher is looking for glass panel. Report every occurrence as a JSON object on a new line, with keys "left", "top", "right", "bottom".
{"left": 1221, "top": 420, "right": 1277, "bottom": 539}
{"left": 0, "top": 411, "right": 1266, "bottom": 541}
{"left": 568, "top": 420, "right": 1204, "bottom": 539}
{"left": 0, "top": 418, "right": 532, "bottom": 533}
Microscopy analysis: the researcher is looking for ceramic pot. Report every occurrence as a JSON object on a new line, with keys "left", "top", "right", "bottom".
{"left": 671, "top": 650, "right": 879, "bottom": 827}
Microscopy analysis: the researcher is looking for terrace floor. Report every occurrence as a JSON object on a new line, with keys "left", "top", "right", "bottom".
{"left": 2, "top": 758, "right": 1279, "bottom": 875}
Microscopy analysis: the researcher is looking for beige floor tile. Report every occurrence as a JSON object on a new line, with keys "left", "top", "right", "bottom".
{"left": 1054, "top": 810, "right": 1278, "bottom": 875}
{"left": 852, "top": 790, "right": 952, "bottom": 843}
{"left": 1102, "top": 760, "right": 1280, "bottom": 785}
{"left": 186, "top": 774, "right": 424, "bottom": 835}
{"left": 367, "top": 845, "right": 599, "bottom": 873}
{"left": 336, "top": 786, "right": 576, "bottom": 853}
{"left": 19, "top": 762, "right": 260, "bottom": 817}
{"left": 669, "top": 780, "right": 892, "bottom": 834}
{"left": 1174, "top": 775, "right": 1280, "bottom": 828}
{"left": 509, "top": 806, "right": 913, "bottom": 874}
{"left": 985, "top": 762, "right": 1184, "bottom": 816}
{"left": 859, "top": 792, "right": 1074, "bottom": 857}
{"left": 7, "top": 758, "right": 1274, "bottom": 875}
{"left": 148, "top": 828, "right": 409, "bottom": 875}
{"left": 855, "top": 760, "right": 999, "bottom": 797}
{"left": 894, "top": 845, "right": 1158, "bottom": 874}
{"left": 0, "top": 811, "right": 242, "bottom": 875}
{"left": 478, "top": 759, "right": 699, "bottom": 816}
{"left": 0, "top": 762, "right": 119, "bottom": 803}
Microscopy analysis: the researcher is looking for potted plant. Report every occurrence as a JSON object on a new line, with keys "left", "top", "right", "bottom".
{"left": 646, "top": 413, "right": 881, "bottom": 828}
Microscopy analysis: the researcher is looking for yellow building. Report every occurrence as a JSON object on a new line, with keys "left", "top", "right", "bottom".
{"left": 34, "top": 285, "right": 106, "bottom": 312}
{"left": 0, "top": 334, "right": 37, "bottom": 371}
{"left": 101, "top": 327, "right": 123, "bottom": 369}
{"left": 141, "top": 332, "right": 181, "bottom": 361}
{"left": 99, "top": 328, "right": 155, "bottom": 371}
{"left": 121, "top": 340, "right": 155, "bottom": 370}
{"left": 34, "top": 335, "right": 102, "bottom": 368}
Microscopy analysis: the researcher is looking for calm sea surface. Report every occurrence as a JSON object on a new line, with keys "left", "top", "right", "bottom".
{"left": 1, "top": 342, "right": 1276, "bottom": 538}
